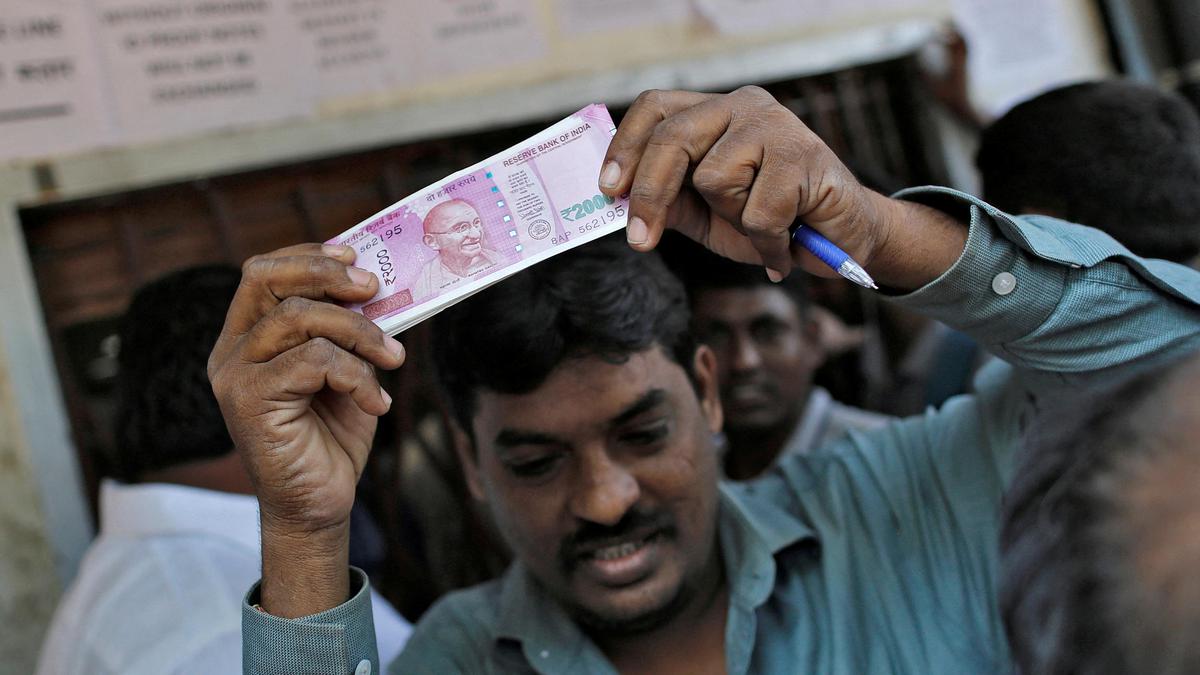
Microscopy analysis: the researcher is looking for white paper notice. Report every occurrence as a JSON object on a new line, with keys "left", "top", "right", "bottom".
{"left": 952, "top": 0, "right": 1112, "bottom": 116}
{"left": 283, "top": 0, "right": 415, "bottom": 103}
{"left": 400, "top": 0, "right": 548, "bottom": 80}
{"left": 692, "top": 0, "right": 839, "bottom": 35}
{"left": 556, "top": 0, "right": 691, "bottom": 35}
{"left": 692, "top": 0, "right": 937, "bottom": 35}
{"left": 91, "top": 0, "right": 312, "bottom": 144}
{"left": 0, "top": 0, "right": 111, "bottom": 161}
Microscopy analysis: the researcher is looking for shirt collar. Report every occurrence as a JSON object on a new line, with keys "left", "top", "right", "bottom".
{"left": 494, "top": 560, "right": 598, "bottom": 673}
{"left": 717, "top": 481, "right": 818, "bottom": 607}
{"left": 780, "top": 387, "right": 834, "bottom": 458}
{"left": 489, "top": 485, "right": 818, "bottom": 670}
{"left": 99, "top": 479, "right": 261, "bottom": 552}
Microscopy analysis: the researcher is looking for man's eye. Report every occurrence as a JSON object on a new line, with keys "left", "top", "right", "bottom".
{"left": 507, "top": 455, "right": 561, "bottom": 478}
{"left": 620, "top": 424, "right": 669, "bottom": 447}
{"left": 752, "top": 322, "right": 787, "bottom": 344}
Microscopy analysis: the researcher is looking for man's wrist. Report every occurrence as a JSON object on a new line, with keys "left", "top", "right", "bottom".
{"left": 865, "top": 191, "right": 968, "bottom": 292}
{"left": 259, "top": 516, "right": 351, "bottom": 619}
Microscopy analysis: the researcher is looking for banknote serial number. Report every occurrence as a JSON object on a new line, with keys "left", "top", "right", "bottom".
{"left": 576, "top": 203, "right": 626, "bottom": 234}
{"left": 560, "top": 193, "right": 616, "bottom": 221}
{"left": 355, "top": 223, "right": 404, "bottom": 255}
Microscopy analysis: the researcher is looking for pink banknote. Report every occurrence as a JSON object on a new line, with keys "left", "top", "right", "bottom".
{"left": 326, "top": 104, "right": 628, "bottom": 335}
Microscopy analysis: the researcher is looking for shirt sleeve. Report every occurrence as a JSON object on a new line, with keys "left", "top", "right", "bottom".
{"left": 776, "top": 190, "right": 1200, "bottom": 669}
{"left": 242, "top": 567, "right": 380, "bottom": 675}
{"left": 890, "top": 186, "right": 1200, "bottom": 377}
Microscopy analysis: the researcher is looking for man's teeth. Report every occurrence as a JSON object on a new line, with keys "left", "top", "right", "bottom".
{"left": 593, "top": 540, "right": 644, "bottom": 561}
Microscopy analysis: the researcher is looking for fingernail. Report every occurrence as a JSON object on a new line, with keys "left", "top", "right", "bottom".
{"left": 380, "top": 388, "right": 393, "bottom": 408}
{"left": 599, "top": 161, "right": 621, "bottom": 189}
{"left": 627, "top": 216, "right": 648, "bottom": 245}
{"left": 322, "top": 244, "right": 350, "bottom": 257}
{"left": 766, "top": 268, "right": 784, "bottom": 283}
{"left": 386, "top": 337, "right": 405, "bottom": 360}
{"left": 348, "top": 267, "right": 374, "bottom": 286}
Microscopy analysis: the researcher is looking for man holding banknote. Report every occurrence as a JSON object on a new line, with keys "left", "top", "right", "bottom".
{"left": 212, "top": 86, "right": 1200, "bottom": 674}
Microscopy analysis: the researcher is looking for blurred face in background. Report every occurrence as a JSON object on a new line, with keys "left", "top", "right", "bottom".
{"left": 691, "top": 285, "right": 824, "bottom": 435}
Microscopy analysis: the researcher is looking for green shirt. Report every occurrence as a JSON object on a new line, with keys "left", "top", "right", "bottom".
{"left": 243, "top": 188, "right": 1200, "bottom": 674}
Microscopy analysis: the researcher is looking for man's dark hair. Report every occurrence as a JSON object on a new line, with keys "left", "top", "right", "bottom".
{"left": 655, "top": 231, "right": 810, "bottom": 317}
{"left": 977, "top": 80, "right": 1200, "bottom": 262}
{"left": 432, "top": 234, "right": 696, "bottom": 434}
{"left": 1000, "top": 352, "right": 1200, "bottom": 674}
{"left": 112, "top": 264, "right": 241, "bottom": 480}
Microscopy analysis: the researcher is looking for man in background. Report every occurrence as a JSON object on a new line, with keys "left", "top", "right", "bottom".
{"left": 36, "top": 265, "right": 411, "bottom": 675}
{"left": 1001, "top": 352, "right": 1200, "bottom": 675}
{"left": 663, "top": 235, "right": 888, "bottom": 480}
{"left": 977, "top": 79, "right": 1200, "bottom": 266}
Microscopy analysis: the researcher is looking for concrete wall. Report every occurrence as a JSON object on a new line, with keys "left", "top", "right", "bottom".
{"left": 0, "top": 333, "right": 61, "bottom": 674}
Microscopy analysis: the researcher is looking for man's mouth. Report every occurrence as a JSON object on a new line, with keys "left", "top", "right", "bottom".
{"left": 573, "top": 530, "right": 666, "bottom": 587}
{"left": 725, "top": 382, "right": 773, "bottom": 408}
{"left": 586, "top": 530, "right": 661, "bottom": 561}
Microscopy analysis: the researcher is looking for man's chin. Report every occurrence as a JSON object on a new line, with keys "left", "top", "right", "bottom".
{"left": 566, "top": 575, "right": 689, "bottom": 636}
{"left": 724, "top": 411, "right": 788, "bottom": 435}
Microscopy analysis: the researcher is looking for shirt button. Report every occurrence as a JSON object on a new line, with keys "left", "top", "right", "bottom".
{"left": 540, "top": 650, "right": 550, "bottom": 659}
{"left": 992, "top": 271, "right": 1017, "bottom": 296}
{"left": 354, "top": 659, "right": 372, "bottom": 675}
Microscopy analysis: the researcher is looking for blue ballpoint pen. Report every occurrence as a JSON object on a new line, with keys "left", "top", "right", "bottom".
{"left": 791, "top": 224, "right": 878, "bottom": 290}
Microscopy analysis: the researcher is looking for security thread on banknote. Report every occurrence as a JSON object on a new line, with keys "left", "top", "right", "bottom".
{"left": 326, "top": 104, "right": 628, "bottom": 336}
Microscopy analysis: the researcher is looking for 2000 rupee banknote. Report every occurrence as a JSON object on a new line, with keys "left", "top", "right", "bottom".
{"left": 326, "top": 105, "right": 628, "bottom": 335}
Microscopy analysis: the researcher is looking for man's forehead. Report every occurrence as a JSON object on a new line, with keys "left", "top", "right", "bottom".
{"left": 471, "top": 348, "right": 689, "bottom": 439}
{"left": 693, "top": 285, "right": 800, "bottom": 323}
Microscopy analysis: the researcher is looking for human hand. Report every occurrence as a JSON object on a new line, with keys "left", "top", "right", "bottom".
{"left": 599, "top": 86, "right": 893, "bottom": 282}
{"left": 207, "top": 243, "right": 405, "bottom": 615}
{"left": 599, "top": 86, "right": 966, "bottom": 290}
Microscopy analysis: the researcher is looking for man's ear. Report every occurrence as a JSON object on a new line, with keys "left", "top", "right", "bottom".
{"left": 423, "top": 233, "right": 440, "bottom": 250}
{"left": 693, "top": 345, "right": 724, "bottom": 434}
{"left": 450, "top": 423, "right": 486, "bottom": 501}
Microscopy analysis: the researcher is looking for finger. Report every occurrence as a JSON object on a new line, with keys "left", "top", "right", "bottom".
{"left": 241, "top": 296, "right": 405, "bottom": 369}
{"left": 741, "top": 152, "right": 802, "bottom": 278}
{"left": 227, "top": 253, "right": 379, "bottom": 339}
{"left": 600, "top": 90, "right": 716, "bottom": 198}
{"left": 690, "top": 134, "right": 762, "bottom": 232}
{"left": 625, "top": 96, "right": 743, "bottom": 250}
{"left": 270, "top": 337, "right": 390, "bottom": 418}
{"left": 255, "top": 242, "right": 358, "bottom": 265}
{"left": 665, "top": 192, "right": 763, "bottom": 265}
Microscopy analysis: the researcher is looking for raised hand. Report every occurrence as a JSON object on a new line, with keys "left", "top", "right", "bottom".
{"left": 599, "top": 86, "right": 964, "bottom": 290}
{"left": 207, "top": 243, "right": 406, "bottom": 617}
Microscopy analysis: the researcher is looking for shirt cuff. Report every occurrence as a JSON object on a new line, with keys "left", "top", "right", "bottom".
{"left": 887, "top": 186, "right": 1068, "bottom": 348}
{"left": 243, "top": 567, "right": 380, "bottom": 675}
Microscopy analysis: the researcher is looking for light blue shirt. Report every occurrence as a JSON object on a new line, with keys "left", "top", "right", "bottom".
{"left": 243, "top": 188, "right": 1200, "bottom": 674}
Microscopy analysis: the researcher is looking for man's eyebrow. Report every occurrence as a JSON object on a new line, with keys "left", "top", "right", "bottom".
{"left": 612, "top": 389, "right": 668, "bottom": 426}
{"left": 492, "top": 390, "right": 668, "bottom": 448}
{"left": 493, "top": 429, "right": 564, "bottom": 448}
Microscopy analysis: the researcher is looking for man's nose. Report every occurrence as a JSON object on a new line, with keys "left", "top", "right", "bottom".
{"left": 568, "top": 447, "right": 640, "bottom": 527}
{"left": 730, "top": 333, "right": 763, "bottom": 372}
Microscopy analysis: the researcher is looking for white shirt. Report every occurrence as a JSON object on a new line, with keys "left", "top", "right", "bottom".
{"left": 780, "top": 387, "right": 892, "bottom": 459}
{"left": 36, "top": 481, "right": 411, "bottom": 675}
